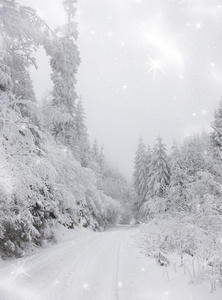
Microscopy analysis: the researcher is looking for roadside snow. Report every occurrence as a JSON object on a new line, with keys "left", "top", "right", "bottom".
{"left": 0, "top": 225, "right": 221, "bottom": 300}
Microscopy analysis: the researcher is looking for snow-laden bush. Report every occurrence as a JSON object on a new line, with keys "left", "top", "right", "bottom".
{"left": 138, "top": 197, "right": 169, "bottom": 221}
{"left": 137, "top": 207, "right": 222, "bottom": 285}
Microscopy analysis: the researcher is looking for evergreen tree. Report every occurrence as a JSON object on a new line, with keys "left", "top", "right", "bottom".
{"left": 88, "top": 139, "right": 101, "bottom": 174}
{"left": 145, "top": 145, "right": 152, "bottom": 199}
{"left": 211, "top": 99, "right": 222, "bottom": 158}
{"left": 91, "top": 139, "right": 99, "bottom": 162}
{"left": 49, "top": 0, "right": 80, "bottom": 146}
{"left": 211, "top": 99, "right": 222, "bottom": 146}
{"left": 169, "top": 139, "right": 180, "bottom": 167}
{"left": 99, "top": 146, "right": 105, "bottom": 172}
{"left": 148, "top": 136, "right": 170, "bottom": 198}
{"left": 133, "top": 137, "right": 148, "bottom": 207}
{"left": 74, "top": 98, "right": 90, "bottom": 166}
{"left": 181, "top": 133, "right": 207, "bottom": 177}
{"left": 167, "top": 140, "right": 188, "bottom": 212}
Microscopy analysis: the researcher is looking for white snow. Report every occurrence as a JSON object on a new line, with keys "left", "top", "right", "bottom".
{"left": 0, "top": 225, "right": 221, "bottom": 300}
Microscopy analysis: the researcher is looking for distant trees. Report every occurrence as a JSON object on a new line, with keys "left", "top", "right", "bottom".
{"left": 99, "top": 160, "right": 136, "bottom": 224}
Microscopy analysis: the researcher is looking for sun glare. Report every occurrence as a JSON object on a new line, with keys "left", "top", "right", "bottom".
{"left": 146, "top": 55, "right": 166, "bottom": 77}
{"left": 141, "top": 29, "right": 184, "bottom": 71}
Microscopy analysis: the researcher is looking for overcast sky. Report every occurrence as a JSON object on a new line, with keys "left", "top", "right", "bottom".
{"left": 19, "top": 0, "right": 222, "bottom": 179}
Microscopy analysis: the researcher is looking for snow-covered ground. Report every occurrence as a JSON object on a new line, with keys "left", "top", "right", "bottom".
{"left": 0, "top": 225, "right": 221, "bottom": 300}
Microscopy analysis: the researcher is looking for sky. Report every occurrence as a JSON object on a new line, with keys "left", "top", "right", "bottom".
{"left": 19, "top": 0, "right": 222, "bottom": 179}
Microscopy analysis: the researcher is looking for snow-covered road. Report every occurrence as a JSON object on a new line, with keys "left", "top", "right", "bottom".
{"left": 0, "top": 226, "right": 138, "bottom": 300}
{"left": 0, "top": 226, "right": 222, "bottom": 300}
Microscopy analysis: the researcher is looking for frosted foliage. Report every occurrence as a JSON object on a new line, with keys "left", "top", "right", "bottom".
{"left": 139, "top": 197, "right": 168, "bottom": 221}
{"left": 138, "top": 210, "right": 222, "bottom": 283}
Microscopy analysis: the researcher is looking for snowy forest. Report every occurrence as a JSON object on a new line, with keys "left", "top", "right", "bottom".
{"left": 0, "top": 0, "right": 222, "bottom": 298}
{"left": 133, "top": 116, "right": 222, "bottom": 286}
{"left": 0, "top": 0, "right": 135, "bottom": 259}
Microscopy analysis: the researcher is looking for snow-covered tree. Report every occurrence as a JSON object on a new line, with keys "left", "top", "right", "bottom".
{"left": 133, "top": 137, "right": 148, "bottom": 208}
{"left": 0, "top": 1, "right": 59, "bottom": 258}
{"left": 167, "top": 140, "right": 188, "bottom": 212}
{"left": 89, "top": 139, "right": 101, "bottom": 174}
{"left": 180, "top": 133, "right": 207, "bottom": 177}
{"left": 99, "top": 145, "right": 105, "bottom": 171}
{"left": 211, "top": 99, "right": 222, "bottom": 149}
{"left": 91, "top": 139, "right": 99, "bottom": 161}
{"left": 148, "top": 136, "right": 170, "bottom": 198}
{"left": 49, "top": 0, "right": 80, "bottom": 146}
{"left": 74, "top": 98, "right": 90, "bottom": 166}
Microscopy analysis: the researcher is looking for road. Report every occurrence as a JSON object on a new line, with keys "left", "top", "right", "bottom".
{"left": 1, "top": 225, "right": 222, "bottom": 300}
{"left": 0, "top": 226, "right": 143, "bottom": 300}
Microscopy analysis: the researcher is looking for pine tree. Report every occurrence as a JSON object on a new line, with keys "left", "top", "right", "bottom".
{"left": 148, "top": 136, "right": 170, "bottom": 198}
{"left": 145, "top": 145, "right": 152, "bottom": 199}
{"left": 181, "top": 134, "right": 206, "bottom": 177}
{"left": 99, "top": 146, "right": 105, "bottom": 172}
{"left": 49, "top": 0, "right": 80, "bottom": 146}
{"left": 167, "top": 140, "right": 188, "bottom": 212}
{"left": 75, "top": 98, "right": 90, "bottom": 166}
{"left": 169, "top": 140, "right": 180, "bottom": 166}
{"left": 91, "top": 139, "right": 99, "bottom": 162}
{"left": 133, "top": 137, "right": 148, "bottom": 207}
{"left": 169, "top": 140, "right": 183, "bottom": 189}
{"left": 211, "top": 99, "right": 222, "bottom": 159}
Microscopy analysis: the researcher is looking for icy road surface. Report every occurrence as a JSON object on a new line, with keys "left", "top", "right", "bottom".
{"left": 0, "top": 225, "right": 222, "bottom": 300}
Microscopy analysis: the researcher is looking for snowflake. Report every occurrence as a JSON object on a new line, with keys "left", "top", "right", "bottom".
{"left": 82, "top": 282, "right": 90, "bottom": 289}
{"left": 196, "top": 23, "right": 202, "bottom": 29}
{"left": 201, "top": 109, "right": 207, "bottom": 115}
